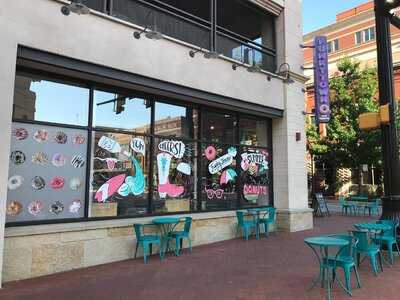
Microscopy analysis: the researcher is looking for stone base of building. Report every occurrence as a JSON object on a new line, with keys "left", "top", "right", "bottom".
{"left": 276, "top": 208, "right": 314, "bottom": 232}
{"left": 2, "top": 209, "right": 313, "bottom": 282}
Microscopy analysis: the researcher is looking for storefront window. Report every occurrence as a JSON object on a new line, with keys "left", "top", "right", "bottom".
{"left": 239, "top": 117, "right": 268, "bottom": 147}
{"left": 6, "top": 122, "right": 87, "bottom": 222}
{"left": 201, "top": 143, "right": 238, "bottom": 210}
{"left": 13, "top": 74, "right": 89, "bottom": 126}
{"left": 153, "top": 138, "right": 197, "bottom": 213}
{"left": 89, "top": 132, "right": 150, "bottom": 217}
{"left": 239, "top": 146, "right": 270, "bottom": 207}
{"left": 154, "top": 102, "right": 197, "bottom": 139}
{"left": 93, "top": 89, "right": 151, "bottom": 133}
{"left": 202, "top": 110, "right": 237, "bottom": 144}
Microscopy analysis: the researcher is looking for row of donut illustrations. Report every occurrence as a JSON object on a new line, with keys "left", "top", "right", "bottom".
{"left": 10, "top": 150, "right": 85, "bottom": 168}
{"left": 13, "top": 127, "right": 85, "bottom": 145}
{"left": 204, "top": 146, "right": 269, "bottom": 199}
{"left": 8, "top": 175, "right": 83, "bottom": 191}
{"left": 6, "top": 199, "right": 82, "bottom": 217}
{"left": 94, "top": 137, "right": 193, "bottom": 202}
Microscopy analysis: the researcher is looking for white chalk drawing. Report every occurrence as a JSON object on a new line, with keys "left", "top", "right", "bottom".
{"left": 158, "top": 140, "right": 185, "bottom": 159}
{"left": 130, "top": 137, "right": 145, "bottom": 156}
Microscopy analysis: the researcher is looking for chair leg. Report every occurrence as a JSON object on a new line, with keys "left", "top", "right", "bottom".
{"left": 395, "top": 242, "right": 400, "bottom": 257}
{"left": 388, "top": 242, "right": 394, "bottom": 265}
{"left": 244, "top": 227, "right": 249, "bottom": 241}
{"left": 370, "top": 255, "right": 378, "bottom": 276}
{"left": 174, "top": 236, "right": 180, "bottom": 256}
{"left": 343, "top": 266, "right": 351, "bottom": 294}
{"left": 378, "top": 251, "right": 384, "bottom": 272}
{"left": 354, "top": 265, "right": 362, "bottom": 288}
{"left": 143, "top": 243, "right": 149, "bottom": 264}
{"left": 134, "top": 242, "right": 139, "bottom": 259}
{"left": 264, "top": 223, "right": 269, "bottom": 238}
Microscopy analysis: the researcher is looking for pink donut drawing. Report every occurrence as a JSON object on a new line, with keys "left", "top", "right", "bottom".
{"left": 204, "top": 146, "right": 217, "bottom": 161}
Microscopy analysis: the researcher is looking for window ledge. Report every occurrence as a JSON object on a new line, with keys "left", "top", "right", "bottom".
{"left": 5, "top": 210, "right": 237, "bottom": 238}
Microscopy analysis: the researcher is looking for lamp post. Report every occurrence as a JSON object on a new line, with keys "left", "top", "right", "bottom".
{"left": 374, "top": 0, "right": 400, "bottom": 220}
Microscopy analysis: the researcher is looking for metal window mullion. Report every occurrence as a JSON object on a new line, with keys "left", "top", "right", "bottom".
{"left": 196, "top": 108, "right": 203, "bottom": 211}
{"left": 148, "top": 98, "right": 155, "bottom": 214}
{"left": 84, "top": 88, "right": 94, "bottom": 219}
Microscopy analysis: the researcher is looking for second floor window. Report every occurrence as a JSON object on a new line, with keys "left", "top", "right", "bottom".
{"left": 355, "top": 27, "right": 375, "bottom": 45}
{"left": 327, "top": 39, "right": 339, "bottom": 53}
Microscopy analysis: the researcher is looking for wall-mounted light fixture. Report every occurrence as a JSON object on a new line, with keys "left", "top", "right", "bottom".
{"left": 189, "top": 48, "right": 219, "bottom": 59}
{"left": 133, "top": 11, "right": 163, "bottom": 41}
{"left": 278, "top": 63, "right": 295, "bottom": 84}
{"left": 61, "top": 0, "right": 90, "bottom": 16}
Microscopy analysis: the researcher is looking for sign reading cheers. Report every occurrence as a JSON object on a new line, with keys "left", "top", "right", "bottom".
{"left": 158, "top": 140, "right": 185, "bottom": 159}
{"left": 313, "top": 36, "right": 330, "bottom": 123}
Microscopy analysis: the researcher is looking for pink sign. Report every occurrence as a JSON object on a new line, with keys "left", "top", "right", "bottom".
{"left": 243, "top": 184, "right": 267, "bottom": 195}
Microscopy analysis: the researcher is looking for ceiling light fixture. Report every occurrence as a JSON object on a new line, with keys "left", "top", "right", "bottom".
{"left": 61, "top": 0, "right": 90, "bottom": 16}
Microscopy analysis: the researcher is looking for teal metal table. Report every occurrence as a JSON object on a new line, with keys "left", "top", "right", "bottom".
{"left": 247, "top": 207, "right": 269, "bottom": 239}
{"left": 153, "top": 217, "right": 180, "bottom": 257}
{"left": 304, "top": 236, "right": 350, "bottom": 300}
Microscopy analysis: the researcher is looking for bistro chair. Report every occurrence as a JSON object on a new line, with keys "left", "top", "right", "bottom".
{"left": 258, "top": 207, "right": 277, "bottom": 237}
{"left": 325, "top": 234, "right": 361, "bottom": 294}
{"left": 236, "top": 211, "right": 258, "bottom": 240}
{"left": 339, "top": 196, "right": 356, "bottom": 216}
{"left": 351, "top": 230, "right": 383, "bottom": 276}
{"left": 134, "top": 223, "right": 163, "bottom": 264}
{"left": 363, "top": 199, "right": 380, "bottom": 216}
{"left": 171, "top": 217, "right": 193, "bottom": 256}
{"left": 374, "top": 220, "right": 400, "bottom": 265}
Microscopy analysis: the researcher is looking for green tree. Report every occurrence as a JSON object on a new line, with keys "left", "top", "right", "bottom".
{"left": 307, "top": 58, "right": 382, "bottom": 193}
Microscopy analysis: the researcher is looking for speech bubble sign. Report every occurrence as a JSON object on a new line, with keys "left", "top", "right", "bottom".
{"left": 158, "top": 140, "right": 185, "bottom": 159}
{"left": 130, "top": 137, "right": 145, "bottom": 156}
{"left": 98, "top": 136, "right": 121, "bottom": 153}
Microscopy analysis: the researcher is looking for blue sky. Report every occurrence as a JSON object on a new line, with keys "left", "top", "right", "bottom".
{"left": 303, "top": 0, "right": 370, "bottom": 34}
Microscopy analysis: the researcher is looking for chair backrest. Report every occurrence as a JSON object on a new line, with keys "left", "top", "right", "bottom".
{"left": 378, "top": 220, "right": 397, "bottom": 238}
{"left": 351, "top": 230, "right": 369, "bottom": 251}
{"left": 236, "top": 211, "right": 244, "bottom": 226}
{"left": 338, "top": 196, "right": 345, "bottom": 204}
{"left": 183, "top": 217, "right": 192, "bottom": 233}
{"left": 268, "top": 207, "right": 276, "bottom": 222}
{"left": 134, "top": 224, "right": 143, "bottom": 241}
{"left": 327, "top": 234, "right": 358, "bottom": 258}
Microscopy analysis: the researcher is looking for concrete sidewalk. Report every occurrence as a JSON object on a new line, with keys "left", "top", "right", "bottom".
{"left": 1, "top": 214, "right": 399, "bottom": 300}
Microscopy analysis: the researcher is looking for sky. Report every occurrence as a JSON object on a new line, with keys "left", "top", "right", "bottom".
{"left": 303, "top": 0, "right": 370, "bottom": 34}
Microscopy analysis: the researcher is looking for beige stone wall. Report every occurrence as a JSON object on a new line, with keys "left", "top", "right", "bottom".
{"left": 3, "top": 214, "right": 240, "bottom": 282}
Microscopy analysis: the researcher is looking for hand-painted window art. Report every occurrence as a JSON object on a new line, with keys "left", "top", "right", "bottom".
{"left": 240, "top": 148, "right": 269, "bottom": 205}
{"left": 6, "top": 122, "right": 87, "bottom": 222}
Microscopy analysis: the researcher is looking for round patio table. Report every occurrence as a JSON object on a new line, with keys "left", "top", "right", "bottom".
{"left": 354, "top": 222, "right": 392, "bottom": 266}
{"left": 247, "top": 207, "right": 269, "bottom": 239}
{"left": 304, "top": 236, "right": 350, "bottom": 300}
{"left": 153, "top": 217, "right": 180, "bottom": 257}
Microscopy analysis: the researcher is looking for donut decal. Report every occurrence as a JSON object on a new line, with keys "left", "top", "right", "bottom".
{"left": 31, "top": 176, "right": 45, "bottom": 191}
{"left": 52, "top": 153, "right": 66, "bottom": 167}
{"left": 12, "top": 128, "right": 28, "bottom": 140}
{"left": 33, "top": 129, "right": 49, "bottom": 143}
{"left": 8, "top": 175, "right": 23, "bottom": 190}
{"left": 6, "top": 201, "right": 23, "bottom": 216}
{"left": 10, "top": 151, "right": 25, "bottom": 165}
{"left": 73, "top": 134, "right": 85, "bottom": 145}
{"left": 50, "top": 176, "right": 65, "bottom": 190}
{"left": 54, "top": 131, "right": 67, "bottom": 144}
{"left": 32, "top": 152, "right": 48, "bottom": 165}
{"left": 28, "top": 200, "right": 43, "bottom": 216}
{"left": 71, "top": 155, "right": 85, "bottom": 168}
{"left": 49, "top": 201, "right": 64, "bottom": 215}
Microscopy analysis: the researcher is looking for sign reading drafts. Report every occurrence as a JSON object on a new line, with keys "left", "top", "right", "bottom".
{"left": 158, "top": 140, "right": 185, "bottom": 159}
{"left": 313, "top": 36, "right": 331, "bottom": 123}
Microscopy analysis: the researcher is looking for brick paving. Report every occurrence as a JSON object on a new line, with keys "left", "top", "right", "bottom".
{"left": 1, "top": 214, "right": 400, "bottom": 300}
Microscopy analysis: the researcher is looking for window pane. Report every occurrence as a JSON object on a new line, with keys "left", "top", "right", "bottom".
{"left": 13, "top": 74, "right": 89, "bottom": 126}
{"left": 239, "top": 117, "right": 268, "bottom": 147}
{"left": 201, "top": 143, "right": 238, "bottom": 210}
{"left": 355, "top": 31, "right": 362, "bottom": 45}
{"left": 93, "top": 89, "right": 151, "bottom": 133}
{"left": 6, "top": 122, "right": 87, "bottom": 223}
{"left": 89, "top": 132, "right": 150, "bottom": 217}
{"left": 370, "top": 28, "right": 375, "bottom": 40}
{"left": 334, "top": 39, "right": 339, "bottom": 51}
{"left": 153, "top": 138, "right": 197, "bottom": 213}
{"left": 202, "top": 110, "right": 237, "bottom": 144}
{"left": 327, "top": 41, "right": 332, "bottom": 53}
{"left": 217, "top": 0, "right": 275, "bottom": 49}
{"left": 364, "top": 29, "right": 370, "bottom": 42}
{"left": 154, "top": 102, "right": 197, "bottom": 139}
{"left": 240, "top": 146, "right": 271, "bottom": 207}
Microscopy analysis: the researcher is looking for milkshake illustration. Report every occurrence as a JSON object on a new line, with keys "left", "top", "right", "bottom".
{"left": 157, "top": 152, "right": 172, "bottom": 199}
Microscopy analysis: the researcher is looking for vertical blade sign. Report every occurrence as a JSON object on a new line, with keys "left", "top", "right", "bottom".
{"left": 313, "top": 36, "right": 330, "bottom": 123}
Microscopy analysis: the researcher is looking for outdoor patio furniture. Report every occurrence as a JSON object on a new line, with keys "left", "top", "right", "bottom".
{"left": 374, "top": 220, "right": 400, "bottom": 265}
{"left": 171, "top": 217, "right": 193, "bottom": 256}
{"left": 351, "top": 228, "right": 384, "bottom": 276}
{"left": 258, "top": 207, "right": 276, "bottom": 237}
{"left": 236, "top": 210, "right": 258, "bottom": 240}
{"left": 153, "top": 217, "right": 181, "bottom": 257}
{"left": 363, "top": 199, "right": 380, "bottom": 216}
{"left": 304, "top": 236, "right": 350, "bottom": 300}
{"left": 325, "top": 234, "right": 361, "bottom": 294}
{"left": 134, "top": 223, "right": 163, "bottom": 264}
{"left": 339, "top": 196, "right": 356, "bottom": 216}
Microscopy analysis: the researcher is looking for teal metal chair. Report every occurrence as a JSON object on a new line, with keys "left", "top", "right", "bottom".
{"left": 259, "top": 207, "right": 277, "bottom": 237}
{"left": 339, "top": 196, "right": 356, "bottom": 216}
{"left": 351, "top": 230, "right": 383, "bottom": 276}
{"left": 134, "top": 224, "right": 163, "bottom": 264}
{"left": 171, "top": 217, "right": 192, "bottom": 256}
{"left": 326, "top": 234, "right": 361, "bottom": 294}
{"left": 236, "top": 211, "right": 258, "bottom": 240}
{"left": 374, "top": 220, "right": 400, "bottom": 264}
{"left": 363, "top": 199, "right": 380, "bottom": 216}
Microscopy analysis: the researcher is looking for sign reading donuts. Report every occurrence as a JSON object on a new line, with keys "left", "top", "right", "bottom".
{"left": 313, "top": 36, "right": 331, "bottom": 124}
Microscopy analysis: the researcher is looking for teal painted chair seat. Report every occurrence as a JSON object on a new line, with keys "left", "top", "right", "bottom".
{"left": 236, "top": 211, "right": 258, "bottom": 240}
{"left": 374, "top": 220, "right": 400, "bottom": 264}
{"left": 258, "top": 207, "right": 276, "bottom": 237}
{"left": 171, "top": 217, "right": 193, "bottom": 256}
{"left": 134, "top": 223, "right": 162, "bottom": 264}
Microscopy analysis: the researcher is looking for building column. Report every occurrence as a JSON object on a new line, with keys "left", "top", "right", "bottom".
{"left": 272, "top": 0, "right": 313, "bottom": 232}
{"left": 0, "top": 40, "right": 17, "bottom": 286}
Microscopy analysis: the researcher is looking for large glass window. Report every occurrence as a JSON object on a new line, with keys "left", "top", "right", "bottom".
{"left": 93, "top": 89, "right": 151, "bottom": 133}
{"left": 202, "top": 110, "right": 237, "bottom": 144}
{"left": 13, "top": 74, "right": 89, "bottom": 126}
{"left": 89, "top": 132, "right": 150, "bottom": 217}
{"left": 239, "top": 117, "right": 268, "bottom": 147}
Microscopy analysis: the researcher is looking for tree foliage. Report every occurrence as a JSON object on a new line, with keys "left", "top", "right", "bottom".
{"left": 307, "top": 58, "right": 382, "bottom": 170}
